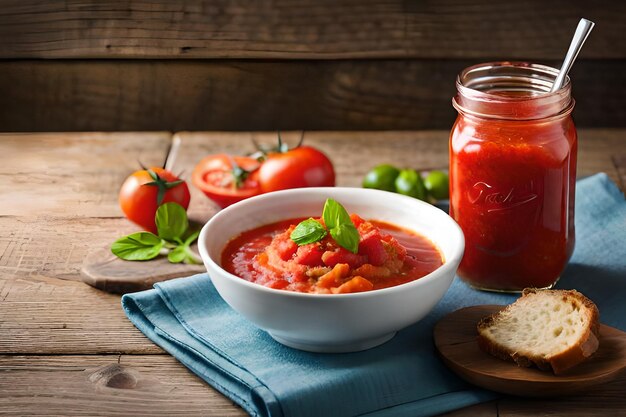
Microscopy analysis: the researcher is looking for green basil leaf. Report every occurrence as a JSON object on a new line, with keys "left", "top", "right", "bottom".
{"left": 322, "top": 198, "right": 352, "bottom": 230}
{"left": 166, "top": 230, "right": 202, "bottom": 264}
{"left": 330, "top": 222, "right": 360, "bottom": 254}
{"left": 183, "top": 229, "right": 200, "bottom": 246}
{"left": 321, "top": 199, "right": 360, "bottom": 253}
{"left": 167, "top": 246, "right": 187, "bottom": 263}
{"left": 155, "top": 202, "right": 188, "bottom": 241}
{"left": 111, "top": 232, "right": 163, "bottom": 261}
{"left": 322, "top": 198, "right": 339, "bottom": 229}
{"left": 290, "top": 218, "right": 327, "bottom": 245}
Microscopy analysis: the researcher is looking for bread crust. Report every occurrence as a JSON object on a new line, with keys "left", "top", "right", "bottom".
{"left": 477, "top": 288, "right": 600, "bottom": 375}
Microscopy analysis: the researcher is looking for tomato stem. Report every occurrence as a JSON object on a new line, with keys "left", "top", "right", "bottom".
{"left": 277, "top": 131, "right": 289, "bottom": 153}
{"left": 296, "top": 130, "right": 305, "bottom": 148}
{"left": 145, "top": 168, "right": 183, "bottom": 205}
{"left": 226, "top": 156, "right": 258, "bottom": 189}
{"left": 251, "top": 130, "right": 305, "bottom": 159}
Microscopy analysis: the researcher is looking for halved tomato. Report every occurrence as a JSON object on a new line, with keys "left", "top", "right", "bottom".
{"left": 192, "top": 154, "right": 261, "bottom": 208}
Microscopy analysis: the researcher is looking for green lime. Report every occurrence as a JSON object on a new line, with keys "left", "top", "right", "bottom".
{"left": 394, "top": 169, "right": 426, "bottom": 200}
{"left": 424, "top": 170, "right": 449, "bottom": 200}
{"left": 362, "top": 164, "right": 400, "bottom": 192}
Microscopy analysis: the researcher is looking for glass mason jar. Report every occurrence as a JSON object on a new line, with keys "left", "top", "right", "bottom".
{"left": 450, "top": 62, "right": 577, "bottom": 292}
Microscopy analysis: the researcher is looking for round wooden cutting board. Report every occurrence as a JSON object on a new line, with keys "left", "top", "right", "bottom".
{"left": 434, "top": 305, "right": 626, "bottom": 397}
{"left": 81, "top": 246, "right": 205, "bottom": 294}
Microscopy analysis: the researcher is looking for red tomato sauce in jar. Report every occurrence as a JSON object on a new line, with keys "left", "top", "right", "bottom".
{"left": 221, "top": 215, "right": 443, "bottom": 294}
{"left": 450, "top": 62, "right": 577, "bottom": 291}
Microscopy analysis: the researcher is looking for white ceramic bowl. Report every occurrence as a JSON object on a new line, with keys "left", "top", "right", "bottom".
{"left": 198, "top": 187, "right": 464, "bottom": 353}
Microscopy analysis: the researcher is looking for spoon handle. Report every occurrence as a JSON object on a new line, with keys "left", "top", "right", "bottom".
{"left": 551, "top": 18, "right": 595, "bottom": 92}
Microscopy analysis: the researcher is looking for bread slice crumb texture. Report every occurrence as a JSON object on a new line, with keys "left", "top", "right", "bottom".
{"left": 477, "top": 288, "right": 600, "bottom": 374}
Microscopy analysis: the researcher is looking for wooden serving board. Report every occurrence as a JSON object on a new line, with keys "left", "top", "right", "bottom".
{"left": 81, "top": 246, "right": 205, "bottom": 294}
{"left": 434, "top": 305, "right": 626, "bottom": 397}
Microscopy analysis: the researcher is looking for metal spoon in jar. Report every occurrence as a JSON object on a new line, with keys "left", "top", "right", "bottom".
{"left": 551, "top": 18, "right": 595, "bottom": 92}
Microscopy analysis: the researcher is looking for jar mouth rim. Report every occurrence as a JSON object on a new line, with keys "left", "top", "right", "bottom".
{"left": 454, "top": 61, "right": 573, "bottom": 121}
{"left": 456, "top": 61, "right": 571, "bottom": 101}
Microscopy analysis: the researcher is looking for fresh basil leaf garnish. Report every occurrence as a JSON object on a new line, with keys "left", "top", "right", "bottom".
{"left": 155, "top": 202, "right": 188, "bottom": 241}
{"left": 322, "top": 199, "right": 360, "bottom": 253}
{"left": 322, "top": 198, "right": 341, "bottom": 229}
{"left": 290, "top": 199, "right": 360, "bottom": 252}
{"left": 167, "top": 245, "right": 187, "bottom": 263}
{"left": 290, "top": 218, "right": 327, "bottom": 245}
{"left": 330, "top": 222, "right": 360, "bottom": 254}
{"left": 111, "top": 232, "right": 164, "bottom": 261}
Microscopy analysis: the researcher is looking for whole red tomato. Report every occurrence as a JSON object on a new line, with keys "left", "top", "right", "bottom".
{"left": 192, "top": 154, "right": 262, "bottom": 208}
{"left": 119, "top": 167, "right": 190, "bottom": 233}
{"left": 259, "top": 146, "right": 335, "bottom": 192}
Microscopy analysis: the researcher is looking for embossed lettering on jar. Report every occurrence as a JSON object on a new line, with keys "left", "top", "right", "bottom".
{"left": 450, "top": 62, "right": 577, "bottom": 292}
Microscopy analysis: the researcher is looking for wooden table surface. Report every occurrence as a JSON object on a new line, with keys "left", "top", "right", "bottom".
{"left": 1, "top": 130, "right": 625, "bottom": 416}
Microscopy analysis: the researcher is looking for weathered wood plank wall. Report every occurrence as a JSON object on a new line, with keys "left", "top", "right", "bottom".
{"left": 0, "top": 0, "right": 624, "bottom": 131}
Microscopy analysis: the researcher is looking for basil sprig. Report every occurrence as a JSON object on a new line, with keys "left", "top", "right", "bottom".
{"left": 111, "top": 202, "right": 201, "bottom": 264}
{"left": 111, "top": 232, "right": 164, "bottom": 261}
{"left": 167, "top": 230, "right": 201, "bottom": 264}
{"left": 322, "top": 198, "right": 360, "bottom": 253}
{"left": 289, "top": 198, "right": 360, "bottom": 254}
{"left": 290, "top": 218, "right": 327, "bottom": 245}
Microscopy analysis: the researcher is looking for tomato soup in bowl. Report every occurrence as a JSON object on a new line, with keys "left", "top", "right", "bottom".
{"left": 222, "top": 214, "right": 443, "bottom": 294}
{"left": 199, "top": 187, "right": 464, "bottom": 353}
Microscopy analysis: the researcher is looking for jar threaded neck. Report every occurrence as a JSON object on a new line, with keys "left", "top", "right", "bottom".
{"left": 453, "top": 62, "right": 573, "bottom": 121}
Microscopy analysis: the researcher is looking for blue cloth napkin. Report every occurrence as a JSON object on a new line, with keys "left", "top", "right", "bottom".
{"left": 122, "top": 173, "right": 626, "bottom": 417}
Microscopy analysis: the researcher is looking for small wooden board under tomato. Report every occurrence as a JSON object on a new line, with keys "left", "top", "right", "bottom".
{"left": 434, "top": 305, "right": 626, "bottom": 397}
{"left": 81, "top": 246, "right": 205, "bottom": 294}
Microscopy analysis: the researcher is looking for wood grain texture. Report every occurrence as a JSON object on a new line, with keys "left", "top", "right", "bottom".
{"left": 0, "top": 0, "right": 624, "bottom": 60}
{"left": 0, "top": 216, "right": 188, "bottom": 353}
{"left": 0, "top": 59, "right": 461, "bottom": 132}
{"left": 0, "top": 273, "right": 161, "bottom": 354}
{"left": 576, "top": 130, "right": 626, "bottom": 187}
{"left": 0, "top": 355, "right": 246, "bottom": 416}
{"left": 0, "top": 217, "right": 140, "bottom": 282}
{"left": 0, "top": 132, "right": 171, "bottom": 217}
{"left": 0, "top": 354, "right": 497, "bottom": 417}
{"left": 1, "top": 60, "right": 626, "bottom": 132}
{"left": 498, "top": 377, "right": 626, "bottom": 417}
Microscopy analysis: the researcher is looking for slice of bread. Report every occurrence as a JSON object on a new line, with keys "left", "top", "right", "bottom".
{"left": 477, "top": 288, "right": 600, "bottom": 374}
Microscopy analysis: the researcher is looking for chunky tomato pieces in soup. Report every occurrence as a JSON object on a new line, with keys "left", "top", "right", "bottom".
{"left": 221, "top": 214, "right": 443, "bottom": 294}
